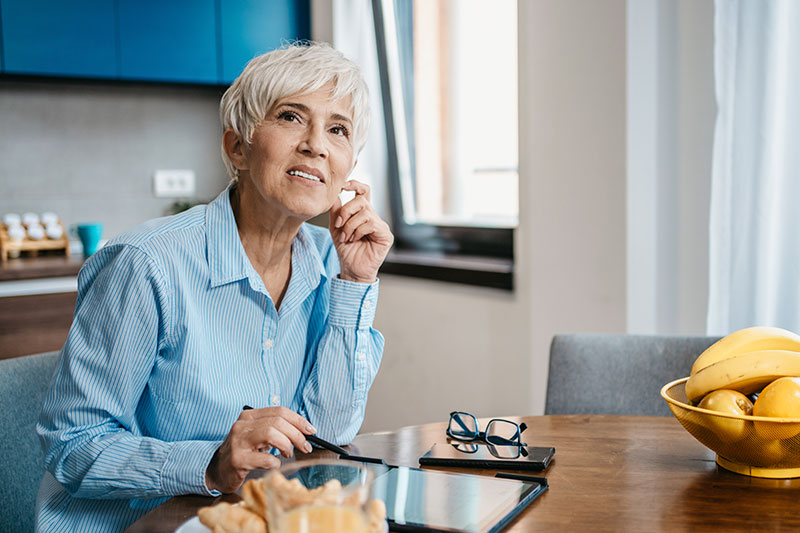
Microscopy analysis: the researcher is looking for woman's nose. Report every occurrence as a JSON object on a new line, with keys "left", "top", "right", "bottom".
{"left": 298, "top": 124, "right": 328, "bottom": 158}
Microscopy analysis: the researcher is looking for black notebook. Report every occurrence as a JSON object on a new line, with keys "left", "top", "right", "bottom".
{"left": 419, "top": 442, "right": 555, "bottom": 471}
{"left": 367, "top": 465, "right": 547, "bottom": 532}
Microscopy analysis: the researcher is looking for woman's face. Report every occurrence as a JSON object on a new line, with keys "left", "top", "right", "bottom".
{"left": 238, "top": 84, "right": 356, "bottom": 221}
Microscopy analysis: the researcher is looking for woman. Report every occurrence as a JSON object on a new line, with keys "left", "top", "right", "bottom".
{"left": 36, "top": 42, "right": 393, "bottom": 532}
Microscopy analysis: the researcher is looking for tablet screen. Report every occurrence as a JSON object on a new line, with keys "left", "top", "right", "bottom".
{"left": 370, "top": 466, "right": 543, "bottom": 532}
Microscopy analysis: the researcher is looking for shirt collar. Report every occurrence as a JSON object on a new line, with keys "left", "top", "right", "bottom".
{"left": 293, "top": 223, "right": 329, "bottom": 289}
{"left": 206, "top": 184, "right": 329, "bottom": 293}
{"left": 206, "top": 184, "right": 252, "bottom": 288}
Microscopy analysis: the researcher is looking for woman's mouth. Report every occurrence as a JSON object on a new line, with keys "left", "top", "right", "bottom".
{"left": 287, "top": 167, "right": 325, "bottom": 183}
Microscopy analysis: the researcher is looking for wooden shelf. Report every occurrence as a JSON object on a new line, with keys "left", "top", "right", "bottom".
{"left": 0, "top": 223, "right": 70, "bottom": 262}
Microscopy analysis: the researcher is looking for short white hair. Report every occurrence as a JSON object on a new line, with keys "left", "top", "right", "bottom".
{"left": 219, "top": 41, "right": 371, "bottom": 181}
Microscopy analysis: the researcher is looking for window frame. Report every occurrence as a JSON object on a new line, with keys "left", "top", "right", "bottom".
{"left": 370, "top": 0, "right": 514, "bottom": 289}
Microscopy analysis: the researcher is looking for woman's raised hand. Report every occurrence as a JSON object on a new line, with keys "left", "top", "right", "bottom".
{"left": 329, "top": 180, "right": 394, "bottom": 283}
{"left": 205, "top": 407, "right": 316, "bottom": 494}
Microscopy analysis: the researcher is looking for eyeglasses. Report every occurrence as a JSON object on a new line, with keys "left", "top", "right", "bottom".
{"left": 446, "top": 411, "right": 528, "bottom": 446}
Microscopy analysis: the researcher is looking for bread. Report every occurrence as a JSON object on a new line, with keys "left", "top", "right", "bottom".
{"left": 241, "top": 479, "right": 269, "bottom": 518}
{"left": 197, "top": 471, "right": 387, "bottom": 533}
{"left": 197, "top": 502, "right": 268, "bottom": 533}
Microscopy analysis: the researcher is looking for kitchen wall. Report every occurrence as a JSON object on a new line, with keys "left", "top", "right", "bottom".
{"left": 0, "top": 81, "right": 229, "bottom": 239}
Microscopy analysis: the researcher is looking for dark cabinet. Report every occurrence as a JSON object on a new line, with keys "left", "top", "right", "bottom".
{"left": 0, "top": 292, "right": 76, "bottom": 360}
{"left": 0, "top": 0, "right": 117, "bottom": 78}
{"left": 0, "top": 0, "right": 310, "bottom": 85}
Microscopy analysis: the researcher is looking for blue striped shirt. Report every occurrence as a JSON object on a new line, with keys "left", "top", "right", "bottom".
{"left": 35, "top": 185, "right": 384, "bottom": 532}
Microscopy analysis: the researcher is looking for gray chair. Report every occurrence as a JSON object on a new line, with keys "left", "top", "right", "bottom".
{"left": 545, "top": 334, "right": 721, "bottom": 416}
{"left": 0, "top": 351, "right": 60, "bottom": 533}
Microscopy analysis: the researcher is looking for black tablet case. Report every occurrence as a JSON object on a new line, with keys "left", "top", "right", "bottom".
{"left": 418, "top": 444, "right": 555, "bottom": 471}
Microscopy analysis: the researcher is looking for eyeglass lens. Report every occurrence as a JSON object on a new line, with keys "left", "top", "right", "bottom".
{"left": 486, "top": 420, "right": 519, "bottom": 445}
{"left": 448, "top": 412, "right": 478, "bottom": 439}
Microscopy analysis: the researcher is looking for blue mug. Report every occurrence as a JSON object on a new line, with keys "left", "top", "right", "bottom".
{"left": 77, "top": 223, "right": 103, "bottom": 257}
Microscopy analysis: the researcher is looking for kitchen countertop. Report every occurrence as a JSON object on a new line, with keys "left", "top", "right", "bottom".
{"left": 0, "top": 254, "right": 84, "bottom": 282}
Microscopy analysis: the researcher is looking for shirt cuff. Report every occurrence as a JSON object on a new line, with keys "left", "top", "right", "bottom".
{"left": 161, "top": 440, "right": 223, "bottom": 496}
{"left": 329, "top": 276, "right": 380, "bottom": 328}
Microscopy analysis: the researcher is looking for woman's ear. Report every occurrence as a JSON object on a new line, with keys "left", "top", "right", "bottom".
{"left": 223, "top": 128, "right": 249, "bottom": 171}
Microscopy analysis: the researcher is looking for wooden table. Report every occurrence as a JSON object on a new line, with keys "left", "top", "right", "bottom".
{"left": 127, "top": 415, "right": 800, "bottom": 532}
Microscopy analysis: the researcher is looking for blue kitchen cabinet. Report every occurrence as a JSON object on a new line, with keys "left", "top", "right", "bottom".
{"left": 219, "top": 0, "right": 310, "bottom": 84}
{"left": 118, "top": 0, "right": 218, "bottom": 84}
{"left": 0, "top": 0, "right": 117, "bottom": 78}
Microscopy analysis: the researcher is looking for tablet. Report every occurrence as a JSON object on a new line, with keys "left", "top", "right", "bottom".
{"left": 419, "top": 442, "right": 555, "bottom": 471}
{"left": 369, "top": 465, "right": 546, "bottom": 532}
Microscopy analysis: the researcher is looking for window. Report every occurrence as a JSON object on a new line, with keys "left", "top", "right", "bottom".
{"left": 372, "top": 0, "right": 517, "bottom": 288}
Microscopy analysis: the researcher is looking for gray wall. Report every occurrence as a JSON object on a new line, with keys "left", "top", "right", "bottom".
{"left": 0, "top": 80, "right": 229, "bottom": 239}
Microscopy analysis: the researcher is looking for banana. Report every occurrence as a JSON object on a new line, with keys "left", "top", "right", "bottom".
{"left": 685, "top": 349, "right": 800, "bottom": 403}
{"left": 691, "top": 326, "right": 800, "bottom": 376}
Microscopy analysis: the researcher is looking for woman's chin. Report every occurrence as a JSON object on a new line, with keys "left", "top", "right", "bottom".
{"left": 285, "top": 201, "right": 330, "bottom": 222}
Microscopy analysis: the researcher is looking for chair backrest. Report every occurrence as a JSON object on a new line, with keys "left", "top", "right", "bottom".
{"left": 545, "top": 334, "right": 720, "bottom": 416}
{"left": 0, "top": 351, "right": 60, "bottom": 533}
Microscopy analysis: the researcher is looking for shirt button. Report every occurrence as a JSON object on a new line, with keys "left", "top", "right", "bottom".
{"left": 271, "top": 395, "right": 280, "bottom": 405}
{"left": 364, "top": 300, "right": 373, "bottom": 309}
{"left": 264, "top": 339, "right": 274, "bottom": 349}
{"left": 357, "top": 352, "right": 366, "bottom": 362}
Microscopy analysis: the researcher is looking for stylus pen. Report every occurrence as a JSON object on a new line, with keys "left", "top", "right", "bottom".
{"left": 242, "top": 405, "right": 349, "bottom": 455}
{"left": 494, "top": 472, "right": 549, "bottom": 486}
{"left": 306, "top": 434, "right": 349, "bottom": 455}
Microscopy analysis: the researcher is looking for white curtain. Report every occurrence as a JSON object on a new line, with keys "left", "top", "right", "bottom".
{"left": 332, "top": 0, "right": 390, "bottom": 219}
{"left": 707, "top": 0, "right": 800, "bottom": 335}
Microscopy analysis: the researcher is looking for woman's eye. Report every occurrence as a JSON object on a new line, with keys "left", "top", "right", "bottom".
{"left": 330, "top": 125, "right": 350, "bottom": 137}
{"left": 279, "top": 110, "right": 300, "bottom": 122}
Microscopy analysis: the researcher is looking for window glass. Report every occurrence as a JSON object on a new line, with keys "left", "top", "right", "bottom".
{"left": 382, "top": 0, "right": 518, "bottom": 228}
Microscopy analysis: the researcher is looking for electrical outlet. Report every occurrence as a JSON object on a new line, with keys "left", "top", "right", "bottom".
{"left": 153, "top": 169, "right": 196, "bottom": 198}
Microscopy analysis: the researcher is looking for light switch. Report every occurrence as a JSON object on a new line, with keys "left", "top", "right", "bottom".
{"left": 153, "top": 169, "right": 195, "bottom": 198}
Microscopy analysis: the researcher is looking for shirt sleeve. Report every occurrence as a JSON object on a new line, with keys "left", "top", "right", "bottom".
{"left": 300, "top": 248, "right": 385, "bottom": 445}
{"left": 37, "top": 244, "right": 221, "bottom": 500}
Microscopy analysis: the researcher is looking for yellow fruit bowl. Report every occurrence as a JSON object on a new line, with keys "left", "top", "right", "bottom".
{"left": 661, "top": 377, "right": 800, "bottom": 478}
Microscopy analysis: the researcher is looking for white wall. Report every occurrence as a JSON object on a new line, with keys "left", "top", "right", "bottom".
{"left": 361, "top": 0, "right": 715, "bottom": 433}
{"left": 362, "top": 0, "right": 629, "bottom": 432}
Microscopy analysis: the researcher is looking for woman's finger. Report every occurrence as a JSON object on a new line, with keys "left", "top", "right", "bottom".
{"left": 342, "top": 179, "right": 371, "bottom": 201}
{"left": 340, "top": 210, "right": 372, "bottom": 242}
{"left": 273, "top": 406, "right": 316, "bottom": 434}
{"left": 261, "top": 416, "right": 313, "bottom": 455}
{"left": 239, "top": 406, "right": 316, "bottom": 434}
{"left": 328, "top": 195, "right": 343, "bottom": 228}
{"left": 332, "top": 195, "right": 368, "bottom": 229}
{"left": 257, "top": 425, "right": 296, "bottom": 458}
{"left": 349, "top": 219, "right": 378, "bottom": 243}
{"left": 242, "top": 449, "right": 281, "bottom": 470}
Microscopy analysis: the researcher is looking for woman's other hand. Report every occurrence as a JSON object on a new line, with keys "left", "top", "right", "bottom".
{"left": 205, "top": 407, "right": 316, "bottom": 493}
{"left": 330, "top": 180, "right": 394, "bottom": 283}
